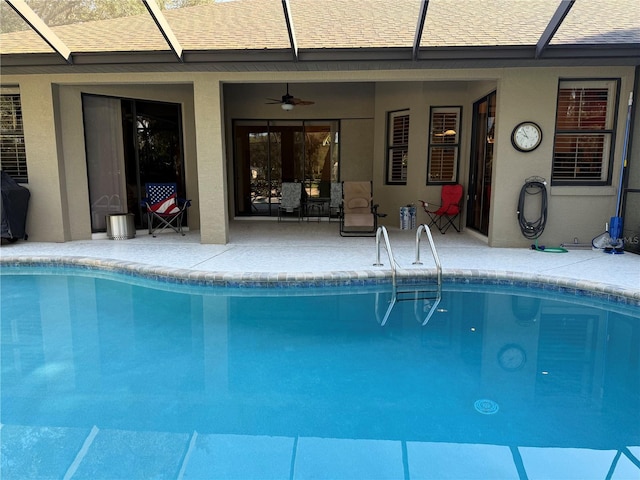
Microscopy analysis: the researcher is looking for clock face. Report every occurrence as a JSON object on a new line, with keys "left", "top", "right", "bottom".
{"left": 512, "top": 122, "right": 542, "bottom": 152}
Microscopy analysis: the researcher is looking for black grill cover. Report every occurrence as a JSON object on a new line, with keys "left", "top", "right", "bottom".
{"left": 1, "top": 171, "right": 30, "bottom": 241}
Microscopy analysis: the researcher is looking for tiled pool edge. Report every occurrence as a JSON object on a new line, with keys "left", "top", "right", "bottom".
{"left": 2, "top": 255, "right": 639, "bottom": 306}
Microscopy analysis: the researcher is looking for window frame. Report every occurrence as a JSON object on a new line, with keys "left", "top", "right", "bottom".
{"left": 551, "top": 78, "right": 620, "bottom": 186}
{"left": 427, "top": 105, "right": 461, "bottom": 185}
{"left": 1, "top": 88, "right": 28, "bottom": 183}
{"left": 385, "top": 109, "right": 410, "bottom": 185}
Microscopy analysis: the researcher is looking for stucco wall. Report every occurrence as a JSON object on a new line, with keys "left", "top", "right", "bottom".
{"left": 372, "top": 80, "right": 485, "bottom": 229}
{"left": 16, "top": 78, "right": 70, "bottom": 242}
{"left": 340, "top": 118, "right": 374, "bottom": 181}
{"left": 57, "top": 83, "right": 200, "bottom": 241}
{"left": 2, "top": 66, "right": 636, "bottom": 246}
{"left": 4, "top": 76, "right": 201, "bottom": 242}
{"left": 491, "top": 67, "right": 634, "bottom": 248}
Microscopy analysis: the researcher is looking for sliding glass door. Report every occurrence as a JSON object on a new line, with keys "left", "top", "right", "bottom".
{"left": 83, "top": 94, "right": 184, "bottom": 232}
{"left": 233, "top": 120, "right": 339, "bottom": 216}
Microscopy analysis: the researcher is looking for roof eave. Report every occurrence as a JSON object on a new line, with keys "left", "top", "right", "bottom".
{"left": 1, "top": 45, "right": 638, "bottom": 71}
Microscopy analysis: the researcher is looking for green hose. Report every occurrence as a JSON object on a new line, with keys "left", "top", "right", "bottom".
{"left": 531, "top": 239, "right": 568, "bottom": 253}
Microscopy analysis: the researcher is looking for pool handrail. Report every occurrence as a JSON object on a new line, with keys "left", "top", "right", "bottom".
{"left": 374, "top": 225, "right": 442, "bottom": 326}
{"left": 374, "top": 225, "right": 397, "bottom": 285}
{"left": 413, "top": 223, "right": 442, "bottom": 287}
{"left": 374, "top": 226, "right": 397, "bottom": 326}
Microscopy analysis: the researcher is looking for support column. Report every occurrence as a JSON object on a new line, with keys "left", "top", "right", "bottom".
{"left": 20, "top": 78, "right": 69, "bottom": 242}
{"left": 193, "top": 77, "right": 229, "bottom": 244}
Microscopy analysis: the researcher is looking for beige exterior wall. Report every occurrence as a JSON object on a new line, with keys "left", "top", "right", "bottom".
{"left": 372, "top": 80, "right": 485, "bottom": 230}
{"left": 340, "top": 118, "right": 374, "bottom": 181}
{"left": 194, "top": 76, "right": 228, "bottom": 244}
{"left": 491, "top": 67, "right": 634, "bottom": 248}
{"left": 4, "top": 75, "right": 201, "bottom": 241}
{"left": 18, "top": 78, "right": 71, "bottom": 242}
{"left": 1, "top": 66, "right": 636, "bottom": 246}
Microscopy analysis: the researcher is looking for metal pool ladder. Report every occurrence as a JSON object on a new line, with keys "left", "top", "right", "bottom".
{"left": 374, "top": 224, "right": 442, "bottom": 326}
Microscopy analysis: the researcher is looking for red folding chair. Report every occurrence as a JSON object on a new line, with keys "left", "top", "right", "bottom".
{"left": 419, "top": 184, "right": 463, "bottom": 233}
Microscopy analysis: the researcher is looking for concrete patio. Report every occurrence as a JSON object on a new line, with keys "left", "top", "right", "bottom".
{"left": 1, "top": 220, "right": 638, "bottom": 299}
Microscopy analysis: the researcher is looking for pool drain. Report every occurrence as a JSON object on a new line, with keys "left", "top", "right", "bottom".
{"left": 474, "top": 399, "right": 499, "bottom": 415}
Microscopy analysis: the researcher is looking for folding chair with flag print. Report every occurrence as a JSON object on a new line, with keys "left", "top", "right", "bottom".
{"left": 142, "top": 183, "right": 191, "bottom": 237}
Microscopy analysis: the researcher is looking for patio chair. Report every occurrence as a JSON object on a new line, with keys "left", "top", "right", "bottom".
{"left": 142, "top": 183, "right": 191, "bottom": 237}
{"left": 419, "top": 184, "right": 463, "bottom": 234}
{"left": 328, "top": 182, "right": 342, "bottom": 222}
{"left": 340, "top": 181, "right": 385, "bottom": 236}
{"left": 278, "top": 182, "right": 303, "bottom": 222}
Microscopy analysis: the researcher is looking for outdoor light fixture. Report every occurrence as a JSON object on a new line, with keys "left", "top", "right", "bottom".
{"left": 268, "top": 84, "right": 313, "bottom": 110}
{"left": 435, "top": 129, "right": 457, "bottom": 136}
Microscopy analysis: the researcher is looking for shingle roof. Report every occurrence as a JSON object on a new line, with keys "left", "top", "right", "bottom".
{"left": 0, "top": 0, "right": 638, "bottom": 63}
{"left": 420, "top": 0, "right": 559, "bottom": 47}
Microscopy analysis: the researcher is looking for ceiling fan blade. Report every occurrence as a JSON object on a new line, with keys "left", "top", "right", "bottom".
{"left": 292, "top": 99, "right": 315, "bottom": 106}
{"left": 265, "top": 85, "right": 314, "bottom": 106}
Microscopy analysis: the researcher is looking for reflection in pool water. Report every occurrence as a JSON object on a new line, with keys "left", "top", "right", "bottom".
{"left": 1, "top": 270, "right": 639, "bottom": 479}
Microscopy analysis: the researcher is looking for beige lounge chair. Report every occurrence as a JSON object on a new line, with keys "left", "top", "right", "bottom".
{"left": 339, "top": 181, "right": 384, "bottom": 236}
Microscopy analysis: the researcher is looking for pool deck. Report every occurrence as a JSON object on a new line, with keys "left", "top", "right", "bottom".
{"left": 1, "top": 220, "right": 639, "bottom": 300}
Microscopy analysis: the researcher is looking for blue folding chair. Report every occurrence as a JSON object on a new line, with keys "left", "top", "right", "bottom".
{"left": 141, "top": 183, "right": 191, "bottom": 237}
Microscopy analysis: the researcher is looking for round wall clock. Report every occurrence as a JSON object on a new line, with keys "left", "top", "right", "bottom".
{"left": 511, "top": 121, "right": 542, "bottom": 152}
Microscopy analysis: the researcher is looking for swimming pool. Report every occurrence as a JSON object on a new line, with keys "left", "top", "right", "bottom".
{"left": 1, "top": 266, "right": 639, "bottom": 479}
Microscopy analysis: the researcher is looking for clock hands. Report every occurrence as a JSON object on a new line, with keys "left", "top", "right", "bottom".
{"left": 512, "top": 122, "right": 542, "bottom": 152}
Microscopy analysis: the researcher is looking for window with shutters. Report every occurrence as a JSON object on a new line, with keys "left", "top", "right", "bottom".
{"left": 386, "top": 110, "right": 409, "bottom": 184}
{"left": 1, "top": 89, "right": 28, "bottom": 183}
{"left": 552, "top": 79, "right": 618, "bottom": 185}
{"left": 427, "top": 106, "right": 460, "bottom": 184}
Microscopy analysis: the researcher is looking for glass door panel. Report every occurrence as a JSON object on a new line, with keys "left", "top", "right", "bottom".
{"left": 467, "top": 92, "right": 496, "bottom": 235}
{"left": 270, "top": 121, "right": 304, "bottom": 212}
{"left": 233, "top": 120, "right": 340, "bottom": 217}
{"left": 83, "top": 95, "right": 126, "bottom": 232}
{"left": 268, "top": 130, "right": 282, "bottom": 211}
{"left": 303, "top": 122, "right": 339, "bottom": 199}
{"left": 85, "top": 95, "right": 184, "bottom": 231}
{"left": 234, "top": 122, "right": 270, "bottom": 216}
{"left": 122, "top": 99, "right": 184, "bottom": 228}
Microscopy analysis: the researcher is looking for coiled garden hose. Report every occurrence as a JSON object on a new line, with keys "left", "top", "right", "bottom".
{"left": 517, "top": 180, "right": 547, "bottom": 240}
{"left": 517, "top": 178, "right": 567, "bottom": 253}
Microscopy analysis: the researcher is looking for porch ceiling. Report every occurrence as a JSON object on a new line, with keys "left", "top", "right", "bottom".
{"left": 1, "top": 0, "right": 639, "bottom": 74}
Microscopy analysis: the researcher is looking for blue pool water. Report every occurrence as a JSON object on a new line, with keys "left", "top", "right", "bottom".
{"left": 1, "top": 269, "right": 639, "bottom": 479}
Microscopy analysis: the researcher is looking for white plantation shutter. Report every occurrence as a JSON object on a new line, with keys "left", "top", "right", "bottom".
{"left": 1, "top": 91, "right": 28, "bottom": 182}
{"left": 387, "top": 110, "right": 409, "bottom": 184}
{"left": 552, "top": 81, "right": 617, "bottom": 184}
{"left": 428, "top": 107, "right": 460, "bottom": 184}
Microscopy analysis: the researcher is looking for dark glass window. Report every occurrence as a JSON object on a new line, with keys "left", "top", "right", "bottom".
{"left": 428, "top": 106, "right": 461, "bottom": 184}
{"left": 0, "top": 91, "right": 27, "bottom": 182}
{"left": 552, "top": 80, "right": 618, "bottom": 185}
{"left": 386, "top": 110, "right": 409, "bottom": 184}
